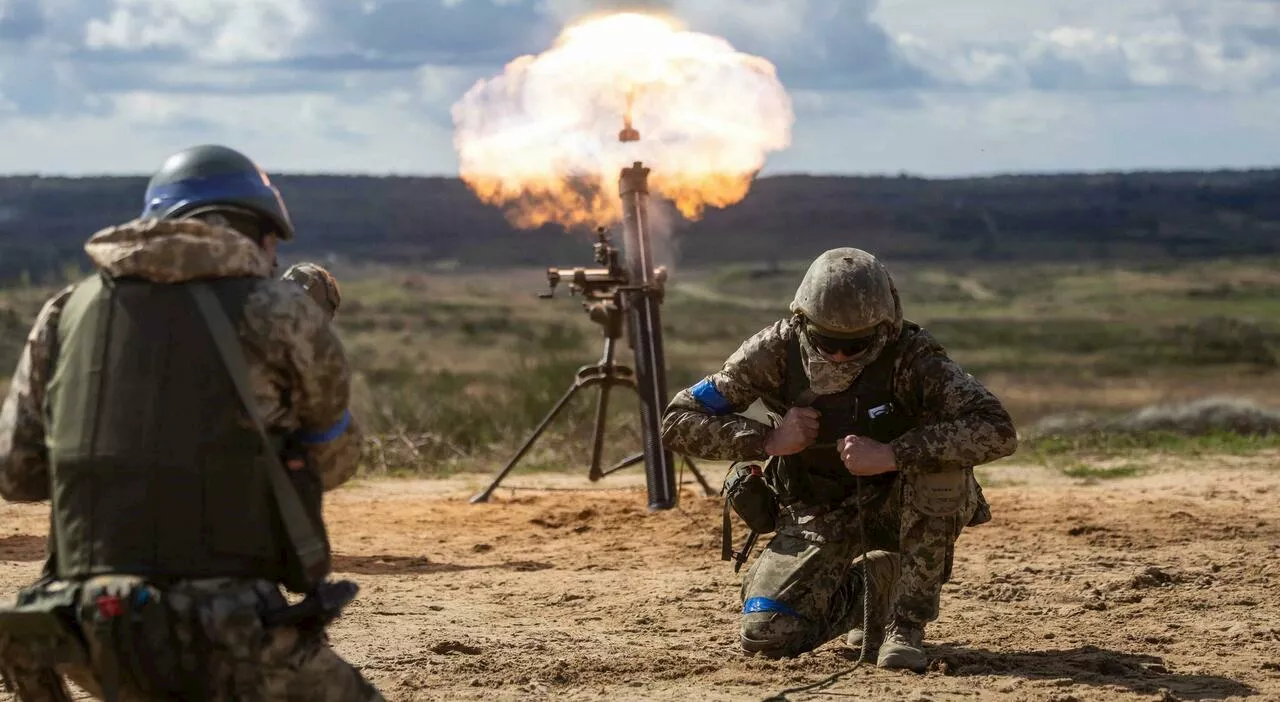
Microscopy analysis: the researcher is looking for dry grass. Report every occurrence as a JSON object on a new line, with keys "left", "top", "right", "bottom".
{"left": 2, "top": 256, "right": 1279, "bottom": 475}
{"left": 1028, "top": 396, "right": 1280, "bottom": 438}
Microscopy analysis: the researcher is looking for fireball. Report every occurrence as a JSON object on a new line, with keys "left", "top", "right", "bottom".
{"left": 451, "top": 12, "right": 794, "bottom": 229}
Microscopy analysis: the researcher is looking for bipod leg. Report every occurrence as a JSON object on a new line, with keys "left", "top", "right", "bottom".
{"left": 586, "top": 380, "right": 612, "bottom": 482}
{"left": 601, "top": 453, "right": 717, "bottom": 497}
{"left": 471, "top": 379, "right": 588, "bottom": 504}
{"left": 682, "top": 456, "right": 716, "bottom": 497}
{"left": 600, "top": 451, "right": 644, "bottom": 477}
{"left": 587, "top": 336, "right": 620, "bottom": 482}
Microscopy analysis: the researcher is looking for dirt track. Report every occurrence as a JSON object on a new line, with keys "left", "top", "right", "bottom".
{"left": 2, "top": 458, "right": 1278, "bottom": 701}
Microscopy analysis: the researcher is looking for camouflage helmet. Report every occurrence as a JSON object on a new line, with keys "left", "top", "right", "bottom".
{"left": 281, "top": 262, "right": 341, "bottom": 319}
{"left": 789, "top": 248, "right": 901, "bottom": 337}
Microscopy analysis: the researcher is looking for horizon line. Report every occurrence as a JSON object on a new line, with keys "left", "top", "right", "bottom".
{"left": 1, "top": 164, "right": 1278, "bottom": 181}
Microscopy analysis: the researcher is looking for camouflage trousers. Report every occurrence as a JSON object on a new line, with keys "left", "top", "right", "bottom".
{"left": 739, "top": 468, "right": 982, "bottom": 657}
{"left": 0, "top": 576, "right": 384, "bottom": 701}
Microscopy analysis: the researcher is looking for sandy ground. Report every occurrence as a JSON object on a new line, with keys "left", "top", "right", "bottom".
{"left": 1, "top": 457, "right": 1278, "bottom": 702}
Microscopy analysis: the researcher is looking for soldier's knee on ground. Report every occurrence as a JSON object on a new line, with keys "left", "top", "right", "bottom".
{"left": 741, "top": 612, "right": 812, "bottom": 657}
{"left": 739, "top": 599, "right": 817, "bottom": 658}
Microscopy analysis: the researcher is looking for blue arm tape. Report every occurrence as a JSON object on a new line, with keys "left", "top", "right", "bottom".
{"left": 742, "top": 597, "right": 805, "bottom": 619}
{"left": 690, "top": 378, "right": 734, "bottom": 415}
{"left": 297, "top": 409, "right": 352, "bottom": 445}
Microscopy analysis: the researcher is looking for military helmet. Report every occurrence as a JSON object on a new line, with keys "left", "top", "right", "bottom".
{"left": 141, "top": 144, "right": 295, "bottom": 240}
{"left": 790, "top": 248, "right": 899, "bottom": 337}
{"left": 281, "top": 262, "right": 341, "bottom": 318}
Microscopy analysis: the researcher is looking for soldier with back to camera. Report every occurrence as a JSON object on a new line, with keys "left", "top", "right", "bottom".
{"left": 0, "top": 144, "right": 383, "bottom": 700}
{"left": 662, "top": 247, "right": 1017, "bottom": 672}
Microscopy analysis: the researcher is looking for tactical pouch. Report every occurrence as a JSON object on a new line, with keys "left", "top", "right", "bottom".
{"left": 721, "top": 460, "right": 780, "bottom": 570}
{"left": 968, "top": 473, "right": 993, "bottom": 526}
{"left": 0, "top": 580, "right": 88, "bottom": 668}
{"left": 906, "top": 469, "right": 968, "bottom": 518}
{"left": 724, "top": 460, "right": 780, "bottom": 534}
{"left": 78, "top": 577, "right": 200, "bottom": 700}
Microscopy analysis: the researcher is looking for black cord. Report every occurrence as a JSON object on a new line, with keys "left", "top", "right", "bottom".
{"left": 761, "top": 662, "right": 863, "bottom": 702}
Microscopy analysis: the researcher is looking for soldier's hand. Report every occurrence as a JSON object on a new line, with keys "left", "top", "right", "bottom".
{"left": 838, "top": 435, "right": 897, "bottom": 476}
{"left": 764, "top": 407, "right": 821, "bottom": 456}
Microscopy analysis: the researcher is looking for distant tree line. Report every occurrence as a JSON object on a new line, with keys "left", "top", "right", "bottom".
{"left": 1, "top": 169, "right": 1278, "bottom": 284}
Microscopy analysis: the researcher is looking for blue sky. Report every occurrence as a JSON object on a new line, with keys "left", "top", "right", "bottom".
{"left": 0, "top": 0, "right": 1277, "bottom": 176}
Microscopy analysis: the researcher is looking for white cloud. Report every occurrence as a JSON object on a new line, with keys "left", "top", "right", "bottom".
{"left": 881, "top": 0, "right": 1280, "bottom": 92}
{"left": 110, "top": 90, "right": 182, "bottom": 124}
{"left": 83, "top": 0, "right": 313, "bottom": 62}
{"left": 765, "top": 88, "right": 1280, "bottom": 176}
{"left": 0, "top": 88, "right": 457, "bottom": 174}
{"left": 417, "top": 64, "right": 484, "bottom": 106}
{"left": 0, "top": 0, "right": 1277, "bottom": 175}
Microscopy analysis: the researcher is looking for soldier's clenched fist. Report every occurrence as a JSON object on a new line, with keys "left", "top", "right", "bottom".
{"left": 764, "top": 407, "right": 821, "bottom": 456}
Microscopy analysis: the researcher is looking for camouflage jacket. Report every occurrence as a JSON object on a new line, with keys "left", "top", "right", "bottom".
{"left": 0, "top": 218, "right": 362, "bottom": 502}
{"left": 660, "top": 317, "right": 1017, "bottom": 475}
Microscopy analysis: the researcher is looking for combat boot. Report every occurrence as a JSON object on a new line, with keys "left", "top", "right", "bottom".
{"left": 844, "top": 625, "right": 884, "bottom": 660}
{"left": 876, "top": 620, "right": 927, "bottom": 672}
{"left": 843, "top": 550, "right": 898, "bottom": 661}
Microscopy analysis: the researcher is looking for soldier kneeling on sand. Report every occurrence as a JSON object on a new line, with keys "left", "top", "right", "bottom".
{"left": 0, "top": 144, "right": 383, "bottom": 700}
{"left": 661, "top": 248, "right": 1018, "bottom": 672}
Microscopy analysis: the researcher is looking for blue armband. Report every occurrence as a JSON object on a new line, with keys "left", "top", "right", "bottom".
{"left": 297, "top": 409, "right": 352, "bottom": 445}
{"left": 690, "top": 378, "right": 734, "bottom": 415}
{"left": 742, "top": 597, "right": 805, "bottom": 619}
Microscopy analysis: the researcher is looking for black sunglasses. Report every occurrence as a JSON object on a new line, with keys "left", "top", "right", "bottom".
{"left": 809, "top": 331, "right": 877, "bottom": 357}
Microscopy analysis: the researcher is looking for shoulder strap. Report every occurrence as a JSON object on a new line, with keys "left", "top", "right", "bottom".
{"left": 783, "top": 333, "right": 818, "bottom": 408}
{"left": 187, "top": 282, "right": 327, "bottom": 590}
{"left": 873, "top": 324, "right": 915, "bottom": 417}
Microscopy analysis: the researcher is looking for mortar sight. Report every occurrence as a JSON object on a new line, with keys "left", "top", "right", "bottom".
{"left": 539, "top": 227, "right": 628, "bottom": 301}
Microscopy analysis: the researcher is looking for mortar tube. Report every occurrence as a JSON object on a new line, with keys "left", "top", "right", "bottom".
{"left": 618, "top": 161, "right": 678, "bottom": 511}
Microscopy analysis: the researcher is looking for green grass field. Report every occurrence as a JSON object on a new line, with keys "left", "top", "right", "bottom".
{"left": 3, "top": 256, "right": 1279, "bottom": 478}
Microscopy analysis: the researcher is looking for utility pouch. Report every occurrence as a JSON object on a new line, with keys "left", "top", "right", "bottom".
{"left": 724, "top": 460, "right": 780, "bottom": 535}
{"left": 906, "top": 469, "right": 968, "bottom": 518}
{"left": 721, "top": 459, "right": 782, "bottom": 571}
{"left": 968, "top": 472, "right": 993, "bottom": 526}
{"left": 0, "top": 580, "right": 88, "bottom": 668}
{"left": 78, "top": 576, "right": 195, "bottom": 701}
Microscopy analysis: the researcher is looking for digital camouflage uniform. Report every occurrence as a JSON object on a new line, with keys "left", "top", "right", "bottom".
{"left": 661, "top": 250, "right": 1017, "bottom": 669}
{"left": 281, "top": 263, "right": 342, "bottom": 321}
{"left": 0, "top": 218, "right": 381, "bottom": 701}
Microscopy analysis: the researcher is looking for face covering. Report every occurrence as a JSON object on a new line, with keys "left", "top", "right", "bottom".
{"left": 797, "top": 324, "right": 888, "bottom": 395}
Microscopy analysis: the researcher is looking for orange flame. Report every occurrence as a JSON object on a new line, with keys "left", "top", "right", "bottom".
{"left": 451, "top": 12, "right": 793, "bottom": 229}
